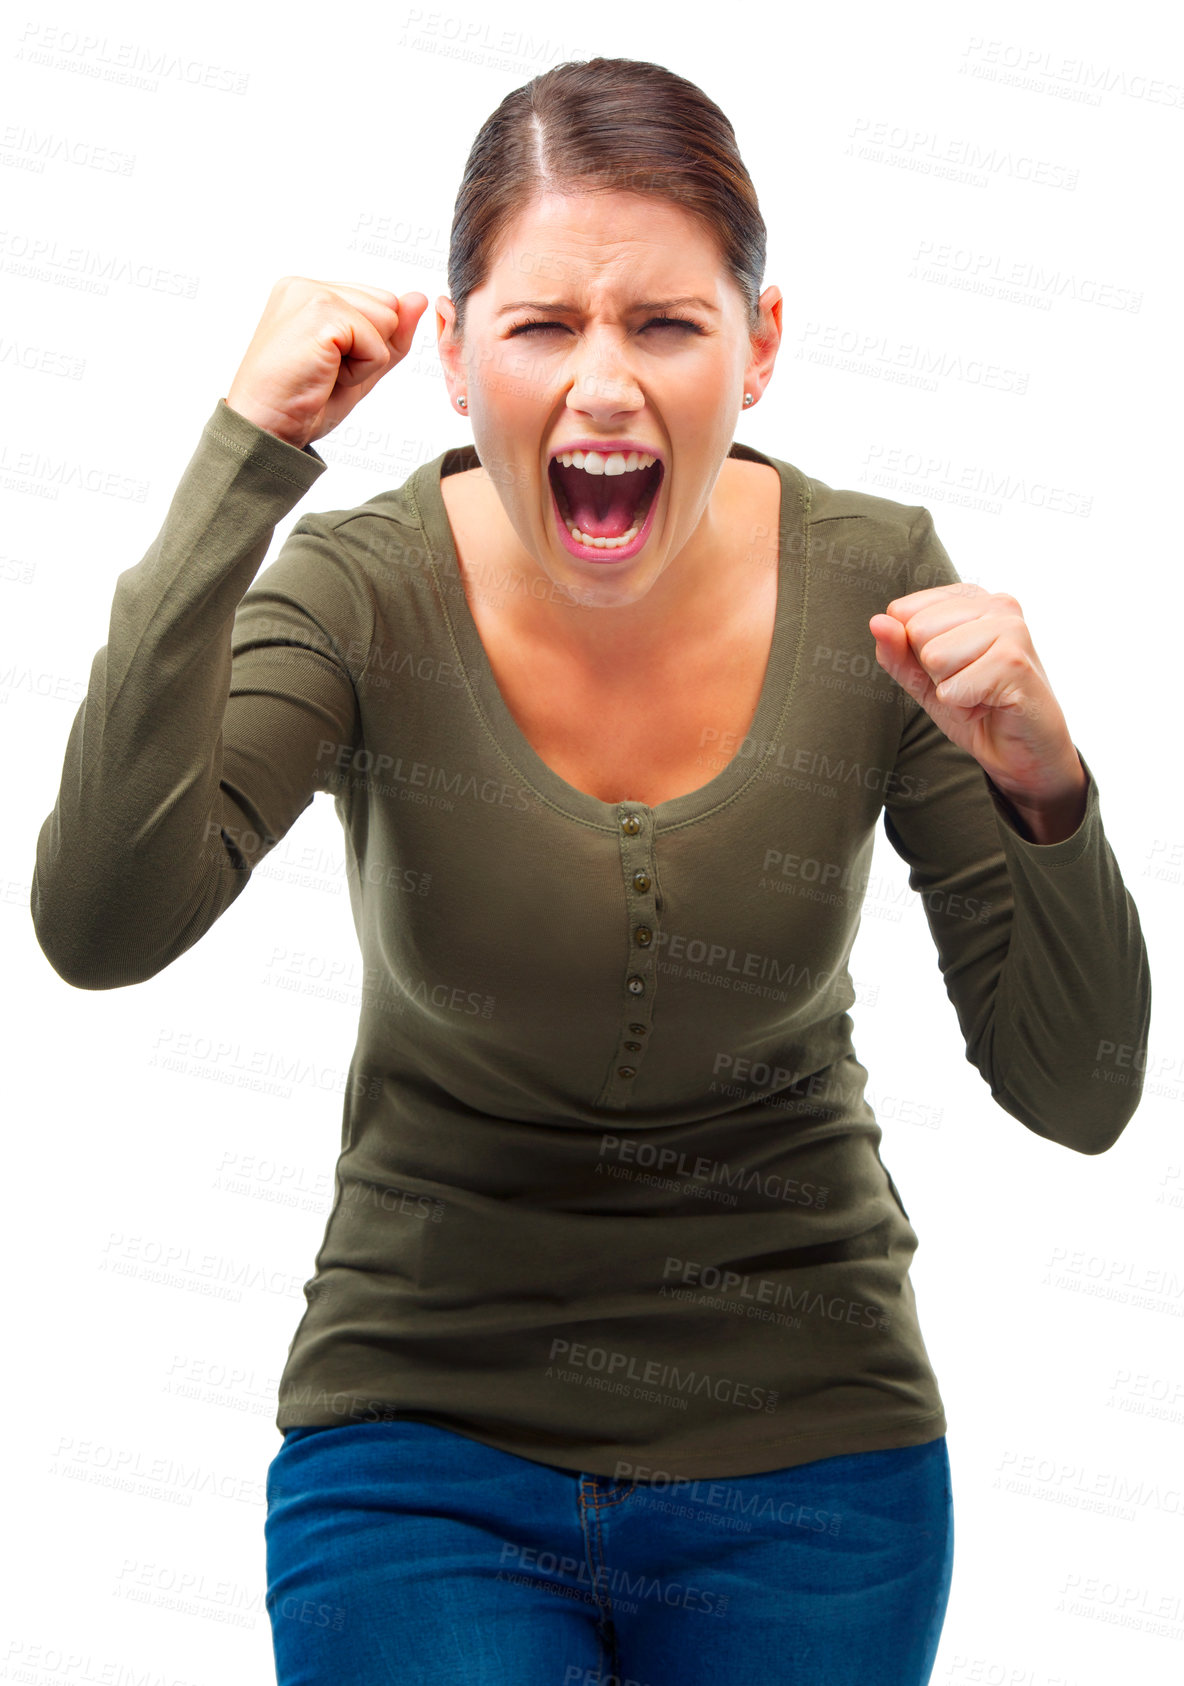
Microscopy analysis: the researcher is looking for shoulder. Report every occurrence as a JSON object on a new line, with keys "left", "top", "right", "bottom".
{"left": 741, "top": 444, "right": 960, "bottom": 597}
{"left": 238, "top": 454, "right": 449, "bottom": 676}
{"left": 804, "top": 472, "right": 959, "bottom": 592}
{"left": 277, "top": 447, "right": 454, "bottom": 602}
{"left": 293, "top": 475, "right": 429, "bottom": 553}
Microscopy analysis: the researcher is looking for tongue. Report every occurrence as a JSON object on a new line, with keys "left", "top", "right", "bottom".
{"left": 554, "top": 462, "right": 649, "bottom": 538}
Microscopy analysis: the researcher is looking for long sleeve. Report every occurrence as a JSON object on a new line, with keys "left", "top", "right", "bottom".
{"left": 880, "top": 508, "right": 1152, "bottom": 1156}
{"left": 31, "top": 399, "right": 369, "bottom": 990}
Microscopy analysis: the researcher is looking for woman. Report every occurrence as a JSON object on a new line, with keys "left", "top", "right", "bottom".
{"left": 32, "top": 56, "right": 1150, "bottom": 1686}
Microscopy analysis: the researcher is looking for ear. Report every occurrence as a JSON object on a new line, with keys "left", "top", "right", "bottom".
{"left": 435, "top": 295, "right": 464, "bottom": 393}
{"left": 744, "top": 285, "right": 783, "bottom": 403}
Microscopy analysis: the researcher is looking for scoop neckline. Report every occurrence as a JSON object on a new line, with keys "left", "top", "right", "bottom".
{"left": 414, "top": 439, "right": 810, "bottom": 833}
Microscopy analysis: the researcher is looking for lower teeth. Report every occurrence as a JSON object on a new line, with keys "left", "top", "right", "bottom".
{"left": 558, "top": 485, "right": 655, "bottom": 549}
{"left": 567, "top": 520, "right": 639, "bottom": 549}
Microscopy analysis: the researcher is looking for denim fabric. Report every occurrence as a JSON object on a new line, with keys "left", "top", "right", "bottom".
{"left": 265, "top": 1419, "right": 954, "bottom": 1684}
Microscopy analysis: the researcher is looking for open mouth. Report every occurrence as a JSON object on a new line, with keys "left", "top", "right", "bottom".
{"left": 548, "top": 456, "right": 664, "bottom": 552}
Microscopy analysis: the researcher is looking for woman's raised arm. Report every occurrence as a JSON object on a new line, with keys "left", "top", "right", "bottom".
{"left": 30, "top": 280, "right": 428, "bottom": 989}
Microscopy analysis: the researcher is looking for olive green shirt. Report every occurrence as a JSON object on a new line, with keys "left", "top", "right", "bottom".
{"left": 31, "top": 398, "right": 1152, "bottom": 1479}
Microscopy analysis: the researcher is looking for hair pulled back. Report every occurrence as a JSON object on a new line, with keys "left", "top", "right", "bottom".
{"left": 446, "top": 57, "right": 766, "bottom": 340}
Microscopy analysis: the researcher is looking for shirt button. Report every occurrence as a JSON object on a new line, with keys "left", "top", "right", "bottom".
{"left": 617, "top": 1066, "right": 637, "bottom": 1079}
{"left": 623, "top": 1040, "right": 642, "bottom": 1052}
{"left": 628, "top": 1023, "right": 647, "bottom": 1035}
{"left": 620, "top": 814, "right": 642, "bottom": 835}
{"left": 627, "top": 976, "right": 645, "bottom": 995}
{"left": 634, "top": 926, "right": 653, "bottom": 947}
{"left": 632, "top": 871, "right": 651, "bottom": 894}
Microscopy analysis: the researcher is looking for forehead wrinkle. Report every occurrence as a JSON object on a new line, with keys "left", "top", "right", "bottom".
{"left": 494, "top": 234, "right": 677, "bottom": 281}
{"left": 491, "top": 246, "right": 719, "bottom": 314}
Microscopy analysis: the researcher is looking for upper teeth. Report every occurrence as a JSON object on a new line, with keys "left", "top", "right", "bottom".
{"left": 553, "top": 450, "right": 658, "bottom": 475}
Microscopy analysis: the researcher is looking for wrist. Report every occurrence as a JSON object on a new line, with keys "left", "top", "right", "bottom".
{"left": 222, "top": 394, "right": 311, "bottom": 452}
{"left": 990, "top": 753, "right": 1089, "bottom": 845}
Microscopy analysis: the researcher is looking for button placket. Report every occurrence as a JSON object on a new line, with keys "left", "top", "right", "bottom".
{"left": 598, "top": 803, "right": 661, "bottom": 1109}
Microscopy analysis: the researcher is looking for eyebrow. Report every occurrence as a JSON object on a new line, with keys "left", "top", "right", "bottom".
{"left": 494, "top": 296, "right": 719, "bottom": 318}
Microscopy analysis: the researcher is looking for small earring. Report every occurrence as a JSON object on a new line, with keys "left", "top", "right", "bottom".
{"left": 457, "top": 395, "right": 467, "bottom": 409}
{"left": 743, "top": 393, "right": 754, "bottom": 406}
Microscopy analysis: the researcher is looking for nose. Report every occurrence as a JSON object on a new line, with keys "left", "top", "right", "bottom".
{"left": 564, "top": 332, "right": 644, "bottom": 421}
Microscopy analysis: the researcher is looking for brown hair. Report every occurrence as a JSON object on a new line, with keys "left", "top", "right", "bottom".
{"left": 446, "top": 57, "right": 767, "bottom": 342}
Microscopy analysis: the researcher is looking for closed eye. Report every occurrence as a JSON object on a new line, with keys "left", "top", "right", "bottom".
{"left": 507, "top": 316, "right": 705, "bottom": 337}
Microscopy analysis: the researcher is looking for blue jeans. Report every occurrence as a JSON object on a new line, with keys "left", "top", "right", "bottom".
{"left": 265, "top": 1420, "right": 954, "bottom": 1685}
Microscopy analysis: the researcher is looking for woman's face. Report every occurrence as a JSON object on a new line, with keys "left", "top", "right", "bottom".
{"left": 436, "top": 190, "right": 781, "bottom": 613}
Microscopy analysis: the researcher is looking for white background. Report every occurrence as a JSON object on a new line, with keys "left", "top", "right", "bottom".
{"left": 3, "top": 0, "right": 1182, "bottom": 1679}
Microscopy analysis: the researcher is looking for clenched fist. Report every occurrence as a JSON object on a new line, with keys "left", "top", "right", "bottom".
{"left": 225, "top": 276, "right": 429, "bottom": 450}
{"left": 870, "top": 584, "right": 1088, "bottom": 844}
